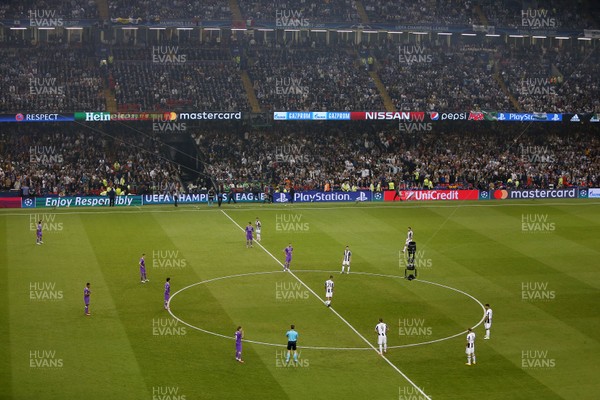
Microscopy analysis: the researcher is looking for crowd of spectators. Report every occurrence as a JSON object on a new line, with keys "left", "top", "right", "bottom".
{"left": 362, "top": 0, "right": 476, "bottom": 26}
{"left": 481, "top": 0, "right": 598, "bottom": 30}
{"left": 372, "top": 39, "right": 512, "bottom": 111}
{"left": 240, "top": 0, "right": 360, "bottom": 24}
{"left": 109, "top": 45, "right": 249, "bottom": 112}
{"left": 0, "top": 0, "right": 98, "bottom": 20}
{"left": 247, "top": 42, "right": 383, "bottom": 112}
{"left": 108, "top": 0, "right": 230, "bottom": 21}
{"left": 192, "top": 124, "right": 599, "bottom": 192}
{"left": 0, "top": 126, "right": 182, "bottom": 196}
{"left": 1, "top": 0, "right": 598, "bottom": 29}
{"left": 0, "top": 45, "right": 106, "bottom": 112}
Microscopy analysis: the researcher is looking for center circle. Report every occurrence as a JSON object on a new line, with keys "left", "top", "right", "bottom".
{"left": 168, "top": 270, "right": 486, "bottom": 351}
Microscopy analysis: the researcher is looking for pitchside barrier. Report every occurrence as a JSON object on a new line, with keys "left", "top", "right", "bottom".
{"left": 0, "top": 188, "right": 594, "bottom": 209}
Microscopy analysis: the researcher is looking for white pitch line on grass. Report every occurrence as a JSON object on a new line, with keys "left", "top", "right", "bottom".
{"left": 167, "top": 269, "right": 485, "bottom": 351}
{"left": 220, "top": 210, "right": 432, "bottom": 400}
{"left": 2, "top": 200, "right": 599, "bottom": 217}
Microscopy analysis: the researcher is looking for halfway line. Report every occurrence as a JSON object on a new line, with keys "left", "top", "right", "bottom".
{"left": 220, "top": 209, "right": 432, "bottom": 400}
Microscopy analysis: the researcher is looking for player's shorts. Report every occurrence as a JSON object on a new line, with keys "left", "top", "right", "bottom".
{"left": 377, "top": 335, "right": 387, "bottom": 346}
{"left": 256, "top": 229, "right": 261, "bottom": 234}
{"left": 405, "top": 239, "right": 411, "bottom": 246}
{"left": 326, "top": 290, "right": 333, "bottom": 298}
{"left": 465, "top": 344, "right": 475, "bottom": 355}
{"left": 287, "top": 341, "right": 297, "bottom": 350}
{"left": 342, "top": 260, "right": 350, "bottom": 266}
{"left": 484, "top": 322, "right": 492, "bottom": 330}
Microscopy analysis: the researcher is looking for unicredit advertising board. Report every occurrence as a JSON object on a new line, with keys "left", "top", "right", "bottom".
{"left": 383, "top": 190, "right": 480, "bottom": 201}
{"left": 489, "top": 188, "right": 579, "bottom": 200}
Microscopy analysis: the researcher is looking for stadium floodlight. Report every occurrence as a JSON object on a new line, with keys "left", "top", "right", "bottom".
{"left": 363, "top": 30, "right": 379, "bottom": 34}
{"left": 388, "top": 31, "right": 403, "bottom": 34}
{"left": 37, "top": 27, "right": 56, "bottom": 30}
{"left": 337, "top": 30, "right": 353, "bottom": 33}
{"left": 555, "top": 36, "right": 570, "bottom": 40}
{"left": 258, "top": 28, "right": 274, "bottom": 31}
{"left": 231, "top": 28, "right": 247, "bottom": 31}
{"left": 509, "top": 34, "right": 526, "bottom": 38}
{"left": 121, "top": 27, "right": 138, "bottom": 30}
{"left": 411, "top": 32, "right": 428, "bottom": 35}
{"left": 461, "top": 33, "right": 476, "bottom": 36}
{"left": 10, "top": 27, "right": 27, "bottom": 30}
{"left": 485, "top": 34, "right": 500, "bottom": 37}
{"left": 284, "top": 29, "right": 300, "bottom": 32}
{"left": 65, "top": 27, "right": 83, "bottom": 30}
{"left": 148, "top": 27, "right": 166, "bottom": 30}
{"left": 577, "top": 37, "right": 592, "bottom": 41}
{"left": 311, "top": 29, "right": 327, "bottom": 32}
{"left": 176, "top": 28, "right": 194, "bottom": 30}
{"left": 532, "top": 35, "right": 547, "bottom": 39}
{"left": 204, "top": 28, "right": 220, "bottom": 31}
{"left": 437, "top": 32, "right": 452, "bottom": 36}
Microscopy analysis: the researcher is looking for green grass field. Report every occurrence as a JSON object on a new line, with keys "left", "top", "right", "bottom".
{"left": 1, "top": 200, "right": 599, "bottom": 400}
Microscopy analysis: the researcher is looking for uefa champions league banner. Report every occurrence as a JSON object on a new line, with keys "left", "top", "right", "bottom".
{"left": 22, "top": 196, "right": 142, "bottom": 208}
{"left": 142, "top": 192, "right": 267, "bottom": 204}
{"left": 273, "top": 191, "right": 374, "bottom": 203}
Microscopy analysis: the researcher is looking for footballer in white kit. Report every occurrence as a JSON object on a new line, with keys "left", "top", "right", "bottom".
{"left": 375, "top": 318, "right": 388, "bottom": 354}
{"left": 325, "top": 276, "right": 334, "bottom": 306}
{"left": 255, "top": 218, "right": 262, "bottom": 242}
{"left": 465, "top": 328, "right": 476, "bottom": 365}
{"left": 402, "top": 227, "right": 413, "bottom": 253}
{"left": 484, "top": 304, "right": 492, "bottom": 339}
{"left": 341, "top": 245, "right": 352, "bottom": 274}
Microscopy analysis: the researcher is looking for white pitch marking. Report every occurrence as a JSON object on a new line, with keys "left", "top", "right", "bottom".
{"left": 168, "top": 269, "right": 485, "bottom": 350}
{"left": 220, "top": 210, "right": 432, "bottom": 400}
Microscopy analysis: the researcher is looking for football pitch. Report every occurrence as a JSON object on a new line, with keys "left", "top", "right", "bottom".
{"left": 1, "top": 200, "right": 599, "bottom": 400}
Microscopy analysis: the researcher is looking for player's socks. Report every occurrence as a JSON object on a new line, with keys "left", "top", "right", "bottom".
{"left": 293, "top": 353, "right": 298, "bottom": 363}
{"left": 286, "top": 353, "right": 290, "bottom": 363}
{"left": 347, "top": 268, "right": 350, "bottom": 274}
{"left": 472, "top": 355, "right": 476, "bottom": 364}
